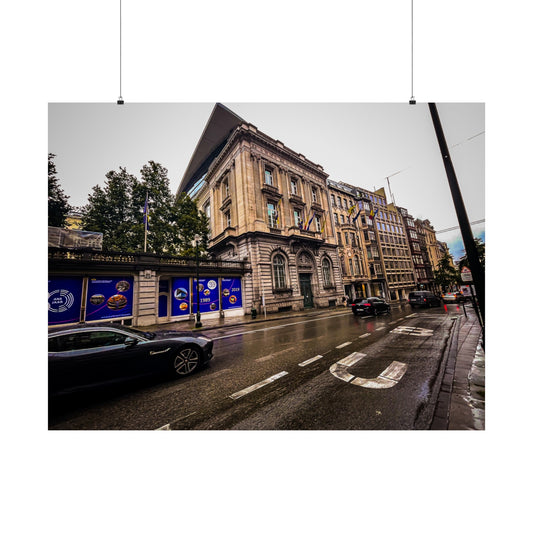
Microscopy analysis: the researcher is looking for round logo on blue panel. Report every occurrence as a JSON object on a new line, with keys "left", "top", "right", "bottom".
{"left": 48, "top": 289, "right": 75, "bottom": 313}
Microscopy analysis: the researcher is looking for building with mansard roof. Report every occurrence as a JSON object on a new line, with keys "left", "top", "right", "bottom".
{"left": 177, "top": 104, "right": 344, "bottom": 315}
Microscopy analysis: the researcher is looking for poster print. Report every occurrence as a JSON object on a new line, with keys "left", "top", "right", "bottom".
{"left": 192, "top": 277, "right": 220, "bottom": 314}
{"left": 48, "top": 277, "right": 84, "bottom": 325}
{"left": 221, "top": 277, "right": 242, "bottom": 310}
{"left": 171, "top": 277, "right": 190, "bottom": 316}
{"left": 85, "top": 276, "right": 134, "bottom": 321}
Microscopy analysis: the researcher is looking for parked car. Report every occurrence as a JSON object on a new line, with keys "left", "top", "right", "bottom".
{"left": 48, "top": 324, "right": 214, "bottom": 396}
{"left": 351, "top": 297, "right": 391, "bottom": 316}
{"left": 408, "top": 291, "right": 441, "bottom": 308}
{"left": 442, "top": 292, "right": 466, "bottom": 303}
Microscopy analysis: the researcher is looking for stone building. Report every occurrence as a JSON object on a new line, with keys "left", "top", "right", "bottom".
{"left": 356, "top": 187, "right": 416, "bottom": 301}
{"left": 327, "top": 180, "right": 370, "bottom": 300}
{"left": 177, "top": 104, "right": 344, "bottom": 314}
{"left": 399, "top": 207, "right": 436, "bottom": 292}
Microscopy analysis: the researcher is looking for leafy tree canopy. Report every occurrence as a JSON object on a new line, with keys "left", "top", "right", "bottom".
{"left": 80, "top": 161, "right": 209, "bottom": 255}
{"left": 458, "top": 238, "right": 485, "bottom": 272}
{"left": 434, "top": 251, "right": 460, "bottom": 292}
{"left": 48, "top": 153, "right": 71, "bottom": 227}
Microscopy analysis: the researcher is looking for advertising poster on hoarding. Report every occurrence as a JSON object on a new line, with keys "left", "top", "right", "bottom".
{"left": 192, "top": 277, "right": 220, "bottom": 313}
{"left": 85, "top": 276, "right": 134, "bottom": 321}
{"left": 48, "top": 277, "right": 84, "bottom": 325}
{"left": 171, "top": 277, "right": 190, "bottom": 316}
{"left": 221, "top": 277, "right": 242, "bottom": 310}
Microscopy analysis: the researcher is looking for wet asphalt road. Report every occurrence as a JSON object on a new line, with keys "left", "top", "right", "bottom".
{"left": 49, "top": 303, "right": 467, "bottom": 430}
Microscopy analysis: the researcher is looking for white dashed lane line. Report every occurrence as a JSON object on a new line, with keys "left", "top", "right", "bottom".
{"left": 230, "top": 371, "right": 289, "bottom": 400}
{"left": 336, "top": 341, "right": 352, "bottom": 349}
{"left": 298, "top": 355, "right": 323, "bottom": 367}
{"left": 359, "top": 333, "right": 371, "bottom": 338}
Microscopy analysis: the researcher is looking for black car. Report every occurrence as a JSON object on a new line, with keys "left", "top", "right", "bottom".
{"left": 48, "top": 324, "right": 214, "bottom": 396}
{"left": 408, "top": 291, "right": 441, "bottom": 308}
{"left": 351, "top": 297, "right": 391, "bottom": 316}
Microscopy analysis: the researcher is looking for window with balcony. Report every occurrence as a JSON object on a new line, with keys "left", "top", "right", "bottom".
{"left": 267, "top": 202, "right": 278, "bottom": 228}
{"left": 294, "top": 209, "right": 303, "bottom": 228}
{"left": 264, "top": 168, "right": 274, "bottom": 186}
{"left": 290, "top": 178, "right": 298, "bottom": 195}
{"left": 224, "top": 209, "right": 231, "bottom": 228}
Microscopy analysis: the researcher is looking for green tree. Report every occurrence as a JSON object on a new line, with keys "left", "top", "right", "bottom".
{"left": 81, "top": 167, "right": 139, "bottom": 252}
{"left": 80, "top": 162, "right": 210, "bottom": 255}
{"left": 133, "top": 161, "right": 177, "bottom": 254}
{"left": 48, "top": 153, "right": 70, "bottom": 227}
{"left": 434, "top": 252, "right": 460, "bottom": 292}
{"left": 458, "top": 238, "right": 485, "bottom": 272}
{"left": 169, "top": 193, "right": 210, "bottom": 257}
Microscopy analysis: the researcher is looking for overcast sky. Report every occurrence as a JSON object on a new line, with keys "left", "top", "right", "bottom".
{"left": 49, "top": 101, "right": 484, "bottom": 258}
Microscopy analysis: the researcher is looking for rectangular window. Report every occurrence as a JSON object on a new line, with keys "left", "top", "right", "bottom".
{"left": 340, "top": 214, "right": 345, "bottom": 224}
{"left": 267, "top": 202, "right": 277, "bottom": 228}
{"left": 225, "top": 210, "right": 231, "bottom": 227}
{"left": 315, "top": 216, "right": 322, "bottom": 232}
{"left": 349, "top": 259, "right": 355, "bottom": 276}
{"left": 337, "top": 232, "right": 343, "bottom": 246}
{"left": 343, "top": 198, "right": 348, "bottom": 210}
{"left": 337, "top": 196, "right": 342, "bottom": 207}
{"left": 264, "top": 168, "right": 273, "bottom": 185}
{"left": 312, "top": 187, "right": 318, "bottom": 203}
{"left": 294, "top": 209, "right": 303, "bottom": 227}
{"left": 291, "top": 179, "right": 298, "bottom": 195}
{"left": 334, "top": 213, "right": 339, "bottom": 224}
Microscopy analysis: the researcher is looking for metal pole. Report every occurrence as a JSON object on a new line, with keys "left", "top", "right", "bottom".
{"left": 195, "top": 241, "right": 202, "bottom": 328}
{"left": 428, "top": 103, "right": 485, "bottom": 331}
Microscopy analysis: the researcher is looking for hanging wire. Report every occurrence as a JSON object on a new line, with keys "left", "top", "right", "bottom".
{"left": 409, "top": 0, "right": 416, "bottom": 104}
{"left": 117, "top": 0, "right": 124, "bottom": 104}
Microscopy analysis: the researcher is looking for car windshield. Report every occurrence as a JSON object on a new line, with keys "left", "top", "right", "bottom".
{"left": 116, "top": 325, "right": 156, "bottom": 340}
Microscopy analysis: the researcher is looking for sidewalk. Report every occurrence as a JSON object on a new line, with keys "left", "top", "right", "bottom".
{"left": 137, "top": 304, "right": 355, "bottom": 333}
{"left": 431, "top": 311, "right": 485, "bottom": 430}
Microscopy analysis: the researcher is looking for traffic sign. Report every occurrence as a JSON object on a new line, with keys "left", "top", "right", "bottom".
{"left": 461, "top": 266, "right": 473, "bottom": 282}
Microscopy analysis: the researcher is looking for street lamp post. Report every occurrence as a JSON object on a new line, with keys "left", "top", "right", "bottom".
{"left": 193, "top": 234, "right": 202, "bottom": 329}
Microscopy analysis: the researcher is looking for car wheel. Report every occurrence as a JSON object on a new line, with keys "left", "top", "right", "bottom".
{"left": 171, "top": 345, "right": 201, "bottom": 377}
{"left": 372, "top": 308, "right": 378, "bottom": 316}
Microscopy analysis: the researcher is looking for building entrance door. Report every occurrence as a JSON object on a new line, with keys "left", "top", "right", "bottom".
{"left": 299, "top": 274, "right": 314, "bottom": 308}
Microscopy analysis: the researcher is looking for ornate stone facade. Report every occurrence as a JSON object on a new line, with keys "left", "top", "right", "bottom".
{"left": 182, "top": 106, "right": 344, "bottom": 314}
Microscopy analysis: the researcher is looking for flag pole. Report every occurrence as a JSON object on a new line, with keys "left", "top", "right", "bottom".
{"left": 143, "top": 192, "right": 148, "bottom": 253}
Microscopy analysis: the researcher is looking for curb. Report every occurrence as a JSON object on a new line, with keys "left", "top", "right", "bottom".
{"left": 429, "top": 316, "right": 461, "bottom": 430}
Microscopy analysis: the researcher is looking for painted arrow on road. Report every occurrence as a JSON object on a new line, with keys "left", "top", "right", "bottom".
{"left": 329, "top": 352, "right": 407, "bottom": 389}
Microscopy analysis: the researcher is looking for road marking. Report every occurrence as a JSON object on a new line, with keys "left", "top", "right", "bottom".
{"left": 329, "top": 352, "right": 367, "bottom": 382}
{"left": 299, "top": 355, "right": 323, "bottom": 367}
{"left": 359, "top": 333, "right": 371, "bottom": 338}
{"left": 230, "top": 371, "right": 289, "bottom": 400}
{"left": 376, "top": 327, "right": 385, "bottom": 331}
{"left": 352, "top": 361, "right": 408, "bottom": 389}
{"left": 391, "top": 326, "right": 433, "bottom": 337}
{"left": 405, "top": 313, "right": 417, "bottom": 318}
{"left": 389, "top": 320, "right": 399, "bottom": 324}
{"left": 336, "top": 341, "right": 352, "bottom": 349}
{"left": 256, "top": 355, "right": 274, "bottom": 362}
{"left": 330, "top": 353, "right": 407, "bottom": 389}
{"left": 155, "top": 423, "right": 170, "bottom": 430}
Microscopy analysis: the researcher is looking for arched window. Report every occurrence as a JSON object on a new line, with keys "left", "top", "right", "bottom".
{"left": 272, "top": 254, "right": 287, "bottom": 289}
{"left": 322, "top": 257, "right": 333, "bottom": 287}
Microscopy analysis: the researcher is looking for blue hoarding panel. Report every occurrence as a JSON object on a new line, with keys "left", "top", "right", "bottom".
{"left": 221, "top": 277, "right": 242, "bottom": 309}
{"left": 48, "top": 277, "right": 84, "bottom": 325}
{"left": 85, "top": 276, "right": 134, "bottom": 322}
{"left": 192, "top": 278, "right": 220, "bottom": 313}
{"left": 171, "top": 277, "right": 191, "bottom": 316}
